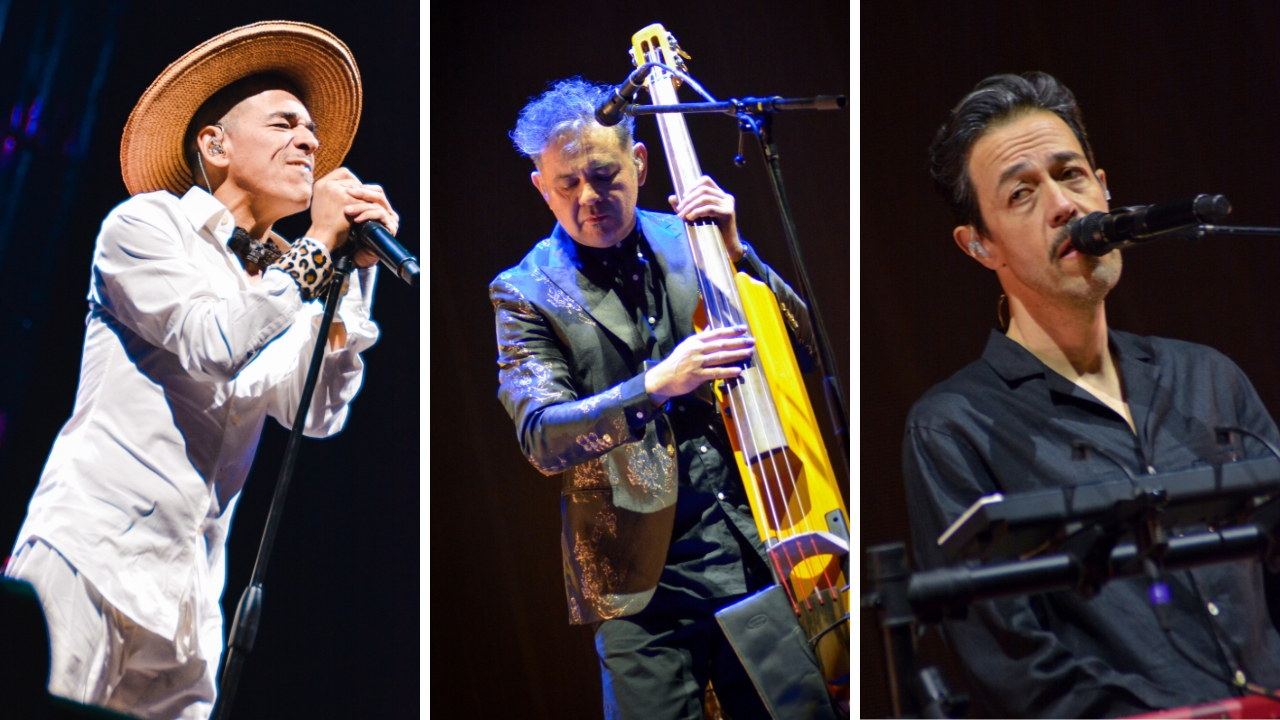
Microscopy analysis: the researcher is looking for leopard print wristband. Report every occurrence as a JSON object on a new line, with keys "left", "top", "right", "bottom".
{"left": 269, "top": 236, "right": 334, "bottom": 301}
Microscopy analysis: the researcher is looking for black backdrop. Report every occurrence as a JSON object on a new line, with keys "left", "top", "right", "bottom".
{"left": 429, "top": 3, "right": 848, "bottom": 718}
{"left": 0, "top": 1, "right": 418, "bottom": 717}
{"left": 862, "top": 1, "right": 1280, "bottom": 716}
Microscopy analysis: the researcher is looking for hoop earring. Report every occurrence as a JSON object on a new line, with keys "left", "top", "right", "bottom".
{"left": 997, "top": 293, "right": 1009, "bottom": 332}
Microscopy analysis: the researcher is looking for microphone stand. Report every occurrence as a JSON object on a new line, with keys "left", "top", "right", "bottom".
{"left": 864, "top": 543, "right": 970, "bottom": 720}
{"left": 865, "top": 513, "right": 1280, "bottom": 718}
{"left": 627, "top": 94, "right": 851, "bottom": 467}
{"left": 212, "top": 252, "right": 355, "bottom": 720}
{"left": 864, "top": 431, "right": 1280, "bottom": 719}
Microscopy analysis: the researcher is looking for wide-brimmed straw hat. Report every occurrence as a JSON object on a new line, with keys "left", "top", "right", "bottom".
{"left": 120, "top": 21, "right": 362, "bottom": 197}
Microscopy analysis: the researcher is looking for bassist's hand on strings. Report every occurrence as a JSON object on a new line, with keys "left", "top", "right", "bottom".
{"left": 669, "top": 175, "right": 743, "bottom": 262}
{"left": 644, "top": 325, "right": 755, "bottom": 405}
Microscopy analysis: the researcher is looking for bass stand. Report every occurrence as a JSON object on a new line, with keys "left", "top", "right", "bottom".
{"left": 212, "top": 251, "right": 355, "bottom": 720}
{"left": 627, "top": 95, "right": 850, "bottom": 469}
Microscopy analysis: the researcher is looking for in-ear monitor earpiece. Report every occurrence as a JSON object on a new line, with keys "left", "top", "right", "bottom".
{"left": 968, "top": 226, "right": 990, "bottom": 258}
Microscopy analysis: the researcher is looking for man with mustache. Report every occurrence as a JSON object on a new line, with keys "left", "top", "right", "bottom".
{"left": 491, "top": 77, "right": 827, "bottom": 718}
{"left": 3, "top": 23, "right": 396, "bottom": 719}
{"left": 904, "top": 72, "right": 1280, "bottom": 717}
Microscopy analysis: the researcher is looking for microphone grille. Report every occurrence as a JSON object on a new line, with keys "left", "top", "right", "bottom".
{"left": 595, "top": 92, "right": 626, "bottom": 128}
{"left": 1192, "top": 193, "right": 1232, "bottom": 222}
{"left": 1073, "top": 211, "right": 1109, "bottom": 255}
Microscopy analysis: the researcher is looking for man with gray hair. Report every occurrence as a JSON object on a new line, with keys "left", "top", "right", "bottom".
{"left": 491, "top": 77, "right": 816, "bottom": 718}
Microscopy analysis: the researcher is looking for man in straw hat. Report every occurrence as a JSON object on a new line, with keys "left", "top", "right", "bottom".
{"left": 2, "top": 21, "right": 397, "bottom": 719}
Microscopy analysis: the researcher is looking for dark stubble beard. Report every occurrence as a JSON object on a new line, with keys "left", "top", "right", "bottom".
{"left": 1039, "top": 223, "right": 1123, "bottom": 310}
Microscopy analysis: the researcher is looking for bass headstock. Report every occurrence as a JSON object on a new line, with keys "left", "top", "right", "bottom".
{"left": 628, "top": 23, "right": 691, "bottom": 89}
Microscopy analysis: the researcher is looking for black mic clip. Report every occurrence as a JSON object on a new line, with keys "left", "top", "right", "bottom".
{"left": 1071, "top": 194, "right": 1232, "bottom": 256}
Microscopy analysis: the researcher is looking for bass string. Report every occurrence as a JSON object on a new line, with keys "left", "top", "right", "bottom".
{"left": 693, "top": 230, "right": 820, "bottom": 608}
{"left": 638, "top": 55, "right": 806, "bottom": 607}
{"left": 682, "top": 210, "right": 835, "bottom": 603}
{"left": 689, "top": 244, "right": 795, "bottom": 609}
{"left": 649, "top": 53, "right": 839, "bottom": 607}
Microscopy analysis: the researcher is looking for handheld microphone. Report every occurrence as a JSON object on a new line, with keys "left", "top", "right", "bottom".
{"left": 353, "top": 220, "right": 419, "bottom": 287}
{"left": 595, "top": 65, "right": 653, "bottom": 127}
{"left": 1070, "top": 194, "right": 1232, "bottom": 255}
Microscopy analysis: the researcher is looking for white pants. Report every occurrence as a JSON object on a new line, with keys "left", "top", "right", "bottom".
{"left": 5, "top": 539, "right": 218, "bottom": 720}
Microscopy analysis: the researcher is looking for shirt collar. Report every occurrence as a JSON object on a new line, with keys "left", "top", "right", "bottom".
{"left": 178, "top": 185, "right": 234, "bottom": 244}
{"left": 569, "top": 222, "right": 642, "bottom": 269}
{"left": 981, "top": 329, "right": 1047, "bottom": 383}
{"left": 982, "top": 327, "right": 1156, "bottom": 384}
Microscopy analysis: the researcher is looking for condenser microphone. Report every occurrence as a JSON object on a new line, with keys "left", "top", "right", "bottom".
{"left": 1070, "top": 194, "right": 1232, "bottom": 255}
{"left": 595, "top": 65, "right": 653, "bottom": 127}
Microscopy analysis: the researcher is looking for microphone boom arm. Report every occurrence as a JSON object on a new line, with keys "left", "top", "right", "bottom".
{"left": 1183, "top": 224, "right": 1280, "bottom": 239}
{"left": 1085, "top": 223, "right": 1280, "bottom": 254}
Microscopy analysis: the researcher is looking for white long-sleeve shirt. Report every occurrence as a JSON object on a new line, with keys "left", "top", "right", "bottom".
{"left": 10, "top": 186, "right": 378, "bottom": 642}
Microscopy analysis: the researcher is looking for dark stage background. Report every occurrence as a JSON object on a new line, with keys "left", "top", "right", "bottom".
{"left": 862, "top": 1, "right": 1280, "bottom": 716}
{"left": 0, "top": 1, "right": 418, "bottom": 717}
{"left": 430, "top": 3, "right": 848, "bottom": 718}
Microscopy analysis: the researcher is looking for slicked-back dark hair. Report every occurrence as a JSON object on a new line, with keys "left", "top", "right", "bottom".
{"left": 928, "top": 72, "right": 1096, "bottom": 235}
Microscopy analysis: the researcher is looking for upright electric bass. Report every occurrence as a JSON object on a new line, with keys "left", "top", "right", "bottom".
{"left": 628, "top": 23, "right": 850, "bottom": 712}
